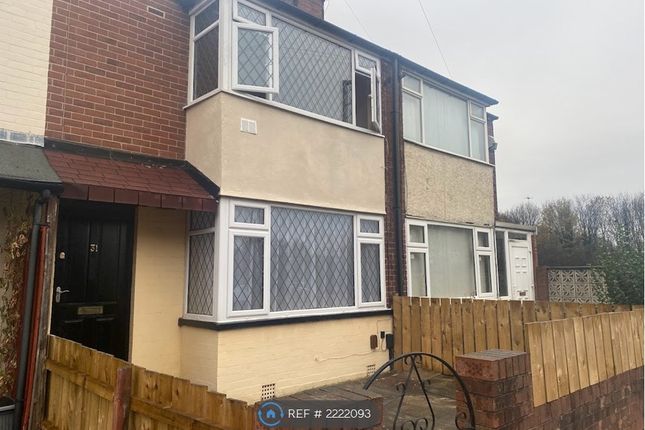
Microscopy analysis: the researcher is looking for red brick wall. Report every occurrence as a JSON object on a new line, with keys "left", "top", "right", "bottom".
{"left": 455, "top": 350, "right": 644, "bottom": 429}
{"left": 381, "top": 59, "right": 407, "bottom": 304}
{"left": 45, "top": 0, "right": 190, "bottom": 159}
{"left": 279, "top": 0, "right": 325, "bottom": 19}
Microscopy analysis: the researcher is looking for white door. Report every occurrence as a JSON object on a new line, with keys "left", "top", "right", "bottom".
{"left": 509, "top": 242, "right": 534, "bottom": 300}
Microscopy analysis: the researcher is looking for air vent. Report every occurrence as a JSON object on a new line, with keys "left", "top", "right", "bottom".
{"left": 261, "top": 383, "right": 275, "bottom": 400}
{"left": 366, "top": 364, "right": 376, "bottom": 377}
{"left": 240, "top": 118, "right": 258, "bottom": 135}
{"left": 147, "top": 6, "right": 165, "bottom": 18}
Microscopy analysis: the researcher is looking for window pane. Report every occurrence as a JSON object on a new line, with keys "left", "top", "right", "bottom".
{"left": 402, "top": 75, "right": 421, "bottom": 93}
{"left": 471, "top": 103, "right": 485, "bottom": 120}
{"left": 470, "top": 119, "right": 486, "bottom": 161}
{"left": 190, "top": 211, "right": 215, "bottom": 231}
{"left": 360, "top": 219, "right": 379, "bottom": 234}
{"left": 427, "top": 225, "right": 476, "bottom": 297}
{"left": 496, "top": 232, "right": 508, "bottom": 296}
{"left": 403, "top": 92, "right": 422, "bottom": 142}
{"left": 409, "top": 224, "right": 425, "bottom": 243}
{"left": 409, "top": 252, "right": 427, "bottom": 296}
{"left": 187, "top": 233, "right": 214, "bottom": 315}
{"left": 477, "top": 231, "right": 490, "bottom": 248}
{"left": 237, "top": 2, "right": 266, "bottom": 25}
{"left": 424, "top": 85, "right": 469, "bottom": 156}
{"left": 478, "top": 255, "right": 493, "bottom": 293}
{"left": 193, "top": 28, "right": 219, "bottom": 99}
{"left": 270, "top": 207, "right": 354, "bottom": 311}
{"left": 357, "top": 54, "right": 377, "bottom": 71}
{"left": 195, "top": 1, "right": 219, "bottom": 35}
{"left": 509, "top": 232, "right": 528, "bottom": 240}
{"left": 272, "top": 17, "right": 353, "bottom": 122}
{"left": 234, "top": 205, "right": 264, "bottom": 224}
{"left": 237, "top": 27, "right": 273, "bottom": 88}
{"left": 232, "top": 236, "right": 264, "bottom": 311}
{"left": 361, "top": 243, "right": 381, "bottom": 302}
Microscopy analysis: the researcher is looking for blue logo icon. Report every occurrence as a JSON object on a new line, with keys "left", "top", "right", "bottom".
{"left": 257, "top": 401, "right": 284, "bottom": 428}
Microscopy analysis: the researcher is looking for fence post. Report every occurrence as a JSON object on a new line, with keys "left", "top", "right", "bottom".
{"left": 113, "top": 366, "right": 132, "bottom": 430}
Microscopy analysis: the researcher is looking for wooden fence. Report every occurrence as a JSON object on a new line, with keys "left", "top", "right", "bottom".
{"left": 392, "top": 296, "right": 637, "bottom": 373}
{"left": 526, "top": 309, "right": 644, "bottom": 406}
{"left": 41, "top": 335, "right": 255, "bottom": 430}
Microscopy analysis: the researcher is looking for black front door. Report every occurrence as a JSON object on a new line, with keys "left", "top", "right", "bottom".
{"left": 51, "top": 200, "right": 134, "bottom": 359}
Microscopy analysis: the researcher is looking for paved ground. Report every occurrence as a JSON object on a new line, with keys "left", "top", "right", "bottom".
{"left": 278, "top": 367, "right": 458, "bottom": 429}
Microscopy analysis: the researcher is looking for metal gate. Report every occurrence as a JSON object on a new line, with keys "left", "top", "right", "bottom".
{"left": 363, "top": 353, "right": 476, "bottom": 430}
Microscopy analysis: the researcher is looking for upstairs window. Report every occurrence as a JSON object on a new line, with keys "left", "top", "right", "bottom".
{"left": 191, "top": 0, "right": 220, "bottom": 100}
{"left": 233, "top": 1, "right": 279, "bottom": 93}
{"left": 402, "top": 74, "right": 488, "bottom": 162}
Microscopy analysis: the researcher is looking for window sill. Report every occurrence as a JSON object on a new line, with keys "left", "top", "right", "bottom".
{"left": 403, "top": 139, "right": 495, "bottom": 167}
{"left": 178, "top": 308, "right": 392, "bottom": 331}
{"left": 185, "top": 88, "right": 385, "bottom": 140}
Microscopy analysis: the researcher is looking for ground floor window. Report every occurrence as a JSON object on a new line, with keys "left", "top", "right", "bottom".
{"left": 184, "top": 199, "right": 386, "bottom": 321}
{"left": 186, "top": 211, "right": 216, "bottom": 317}
{"left": 406, "top": 220, "right": 497, "bottom": 298}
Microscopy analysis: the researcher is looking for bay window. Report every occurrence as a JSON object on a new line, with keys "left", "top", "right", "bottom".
{"left": 185, "top": 200, "right": 386, "bottom": 322}
{"left": 402, "top": 74, "right": 489, "bottom": 162}
{"left": 188, "top": 0, "right": 382, "bottom": 131}
{"left": 406, "top": 221, "right": 497, "bottom": 298}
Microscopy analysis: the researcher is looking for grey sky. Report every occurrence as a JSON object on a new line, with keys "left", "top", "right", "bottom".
{"left": 325, "top": 0, "right": 644, "bottom": 210}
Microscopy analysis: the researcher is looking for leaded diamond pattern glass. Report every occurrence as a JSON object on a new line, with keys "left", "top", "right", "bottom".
{"left": 238, "top": 2, "right": 266, "bottom": 25}
{"left": 234, "top": 206, "right": 264, "bottom": 224}
{"left": 357, "top": 54, "right": 377, "bottom": 72}
{"left": 195, "top": 1, "right": 219, "bottom": 35}
{"left": 193, "top": 28, "right": 219, "bottom": 99}
{"left": 232, "top": 236, "right": 264, "bottom": 310}
{"left": 190, "top": 211, "right": 215, "bottom": 231}
{"left": 361, "top": 243, "right": 381, "bottom": 303}
{"left": 187, "top": 233, "right": 214, "bottom": 315}
{"left": 270, "top": 207, "right": 354, "bottom": 311}
{"left": 272, "top": 17, "right": 353, "bottom": 122}
{"left": 360, "top": 219, "right": 379, "bottom": 234}
{"left": 237, "top": 27, "right": 273, "bottom": 88}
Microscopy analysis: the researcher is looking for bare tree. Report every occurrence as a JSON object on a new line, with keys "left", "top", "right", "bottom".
{"left": 498, "top": 201, "right": 541, "bottom": 226}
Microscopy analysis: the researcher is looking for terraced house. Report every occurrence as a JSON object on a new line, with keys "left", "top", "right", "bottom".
{"left": 0, "top": 0, "right": 538, "bottom": 425}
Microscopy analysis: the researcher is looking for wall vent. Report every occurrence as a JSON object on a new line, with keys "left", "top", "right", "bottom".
{"left": 240, "top": 118, "right": 258, "bottom": 135}
{"left": 261, "top": 383, "right": 276, "bottom": 400}
{"left": 366, "top": 364, "right": 376, "bottom": 377}
{"left": 147, "top": 6, "right": 166, "bottom": 18}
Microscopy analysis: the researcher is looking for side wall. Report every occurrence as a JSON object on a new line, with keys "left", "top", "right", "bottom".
{"left": 404, "top": 143, "right": 495, "bottom": 226}
{"left": 0, "top": 0, "right": 53, "bottom": 144}
{"left": 130, "top": 207, "right": 186, "bottom": 375}
{"left": 180, "top": 315, "right": 392, "bottom": 403}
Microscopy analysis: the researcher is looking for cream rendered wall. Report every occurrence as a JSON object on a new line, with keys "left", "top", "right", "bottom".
{"left": 0, "top": 0, "right": 53, "bottom": 144}
{"left": 130, "top": 207, "right": 186, "bottom": 376}
{"left": 186, "top": 92, "right": 385, "bottom": 214}
{"left": 179, "top": 315, "right": 391, "bottom": 403}
{"left": 405, "top": 143, "right": 495, "bottom": 226}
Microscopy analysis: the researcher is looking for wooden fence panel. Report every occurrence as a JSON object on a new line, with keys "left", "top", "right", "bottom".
{"left": 527, "top": 323, "right": 546, "bottom": 406}
{"left": 484, "top": 300, "right": 499, "bottom": 349}
{"left": 451, "top": 300, "right": 464, "bottom": 365}
{"left": 41, "top": 335, "right": 252, "bottom": 430}
{"left": 497, "top": 301, "right": 512, "bottom": 351}
{"left": 562, "top": 318, "right": 580, "bottom": 393}
{"left": 540, "top": 322, "right": 559, "bottom": 402}
{"left": 440, "top": 298, "right": 453, "bottom": 372}
{"left": 461, "top": 299, "right": 475, "bottom": 354}
{"left": 473, "top": 300, "right": 486, "bottom": 352}
{"left": 420, "top": 297, "right": 431, "bottom": 368}
{"left": 430, "top": 298, "right": 442, "bottom": 372}
{"left": 551, "top": 320, "right": 570, "bottom": 398}
{"left": 509, "top": 300, "right": 524, "bottom": 351}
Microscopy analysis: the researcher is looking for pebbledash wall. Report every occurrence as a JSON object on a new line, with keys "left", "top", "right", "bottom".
{"left": 0, "top": 0, "right": 53, "bottom": 144}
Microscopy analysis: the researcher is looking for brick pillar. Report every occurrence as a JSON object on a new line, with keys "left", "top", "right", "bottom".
{"left": 455, "top": 350, "right": 534, "bottom": 430}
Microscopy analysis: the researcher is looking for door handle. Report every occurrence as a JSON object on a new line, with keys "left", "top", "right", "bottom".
{"left": 55, "top": 286, "right": 70, "bottom": 303}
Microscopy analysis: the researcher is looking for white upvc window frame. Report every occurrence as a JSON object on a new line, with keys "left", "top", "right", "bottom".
{"left": 184, "top": 212, "right": 217, "bottom": 321}
{"left": 401, "top": 72, "right": 490, "bottom": 164}
{"left": 355, "top": 51, "right": 382, "bottom": 131}
{"left": 231, "top": 21, "right": 280, "bottom": 94}
{"left": 356, "top": 216, "right": 386, "bottom": 307}
{"left": 474, "top": 228, "right": 496, "bottom": 298}
{"left": 188, "top": 0, "right": 222, "bottom": 103}
{"left": 406, "top": 219, "right": 430, "bottom": 297}
{"left": 220, "top": 198, "right": 386, "bottom": 321}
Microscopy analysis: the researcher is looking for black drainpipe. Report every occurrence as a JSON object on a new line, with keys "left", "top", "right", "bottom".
{"left": 392, "top": 57, "right": 404, "bottom": 296}
{"left": 13, "top": 189, "right": 50, "bottom": 430}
